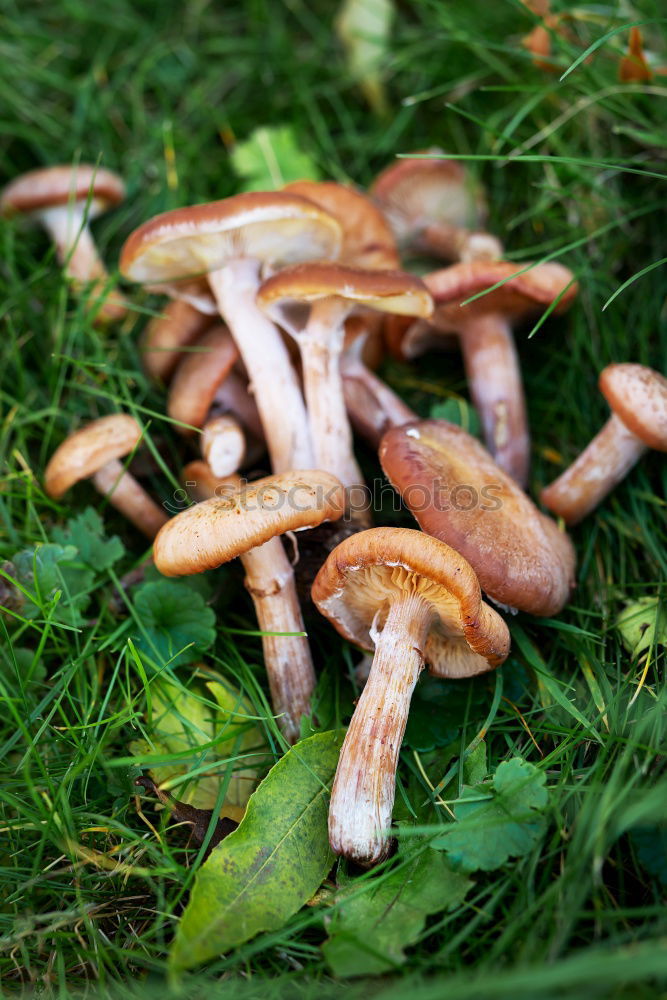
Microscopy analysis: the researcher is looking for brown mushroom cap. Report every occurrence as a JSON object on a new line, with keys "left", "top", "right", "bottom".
{"left": 154, "top": 470, "right": 346, "bottom": 576}
{"left": 257, "top": 262, "right": 434, "bottom": 319}
{"left": 44, "top": 414, "right": 142, "bottom": 499}
{"left": 370, "top": 152, "right": 487, "bottom": 243}
{"left": 284, "top": 180, "right": 399, "bottom": 269}
{"left": 1, "top": 165, "right": 125, "bottom": 217}
{"left": 600, "top": 363, "right": 667, "bottom": 452}
{"left": 311, "top": 526, "right": 510, "bottom": 677}
{"left": 424, "top": 259, "right": 578, "bottom": 321}
{"left": 119, "top": 192, "right": 343, "bottom": 294}
{"left": 380, "top": 420, "right": 576, "bottom": 616}
{"left": 167, "top": 325, "right": 240, "bottom": 431}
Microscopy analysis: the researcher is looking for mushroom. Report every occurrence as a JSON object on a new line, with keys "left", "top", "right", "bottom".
{"left": 370, "top": 151, "right": 502, "bottom": 263}
{"left": 341, "top": 320, "right": 418, "bottom": 449}
{"left": 312, "top": 526, "right": 510, "bottom": 865}
{"left": 541, "top": 363, "right": 667, "bottom": 525}
{"left": 257, "top": 263, "right": 432, "bottom": 504}
{"left": 141, "top": 299, "right": 213, "bottom": 383}
{"left": 155, "top": 466, "right": 346, "bottom": 743}
{"left": 199, "top": 415, "right": 247, "bottom": 478}
{"left": 408, "top": 259, "right": 578, "bottom": 486}
{"left": 1, "top": 164, "right": 127, "bottom": 325}
{"left": 380, "top": 419, "right": 576, "bottom": 616}
{"left": 44, "top": 414, "right": 168, "bottom": 539}
{"left": 120, "top": 192, "right": 343, "bottom": 474}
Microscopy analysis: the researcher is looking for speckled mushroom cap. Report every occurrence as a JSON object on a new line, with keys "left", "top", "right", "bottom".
{"left": 154, "top": 469, "right": 346, "bottom": 576}
{"left": 380, "top": 420, "right": 576, "bottom": 616}
{"left": 44, "top": 414, "right": 142, "bottom": 499}
{"left": 311, "top": 526, "right": 510, "bottom": 677}
{"left": 370, "top": 152, "right": 487, "bottom": 245}
{"left": 167, "top": 325, "right": 240, "bottom": 431}
{"left": 600, "top": 363, "right": 667, "bottom": 451}
{"left": 1, "top": 165, "right": 125, "bottom": 217}
{"left": 119, "top": 192, "right": 343, "bottom": 309}
{"left": 424, "top": 259, "right": 578, "bottom": 321}
{"left": 257, "top": 263, "right": 434, "bottom": 319}
{"left": 284, "top": 180, "right": 399, "bottom": 269}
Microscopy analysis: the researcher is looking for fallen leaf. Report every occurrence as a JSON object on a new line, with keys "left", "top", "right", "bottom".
{"left": 169, "top": 729, "right": 344, "bottom": 970}
{"left": 134, "top": 776, "right": 237, "bottom": 858}
{"left": 433, "top": 757, "right": 548, "bottom": 872}
{"left": 616, "top": 598, "right": 667, "bottom": 657}
{"left": 322, "top": 846, "right": 471, "bottom": 976}
{"left": 230, "top": 125, "right": 320, "bottom": 192}
{"left": 335, "top": 0, "right": 394, "bottom": 116}
{"left": 619, "top": 26, "right": 652, "bottom": 83}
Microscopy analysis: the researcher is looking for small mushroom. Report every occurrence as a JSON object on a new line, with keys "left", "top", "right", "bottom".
{"left": 380, "top": 419, "right": 576, "bottom": 616}
{"left": 155, "top": 467, "right": 346, "bottom": 743}
{"left": 44, "top": 414, "right": 168, "bottom": 539}
{"left": 120, "top": 193, "right": 343, "bottom": 474}
{"left": 1, "top": 164, "right": 127, "bottom": 325}
{"left": 312, "top": 526, "right": 510, "bottom": 865}
{"left": 411, "top": 259, "right": 578, "bottom": 485}
{"left": 200, "top": 415, "right": 247, "bottom": 478}
{"left": 141, "top": 300, "right": 213, "bottom": 383}
{"left": 370, "top": 152, "right": 502, "bottom": 263}
{"left": 258, "top": 263, "right": 432, "bottom": 502}
{"left": 541, "top": 363, "right": 667, "bottom": 525}
{"left": 341, "top": 320, "right": 418, "bottom": 449}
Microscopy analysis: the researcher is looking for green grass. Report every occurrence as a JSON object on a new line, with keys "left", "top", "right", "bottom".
{"left": 1, "top": 0, "right": 666, "bottom": 996}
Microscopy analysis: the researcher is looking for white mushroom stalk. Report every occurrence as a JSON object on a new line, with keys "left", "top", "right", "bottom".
{"left": 328, "top": 590, "right": 433, "bottom": 865}
{"left": 206, "top": 259, "right": 314, "bottom": 474}
{"left": 341, "top": 336, "right": 417, "bottom": 448}
{"left": 201, "top": 414, "right": 246, "bottom": 478}
{"left": 91, "top": 459, "right": 169, "bottom": 539}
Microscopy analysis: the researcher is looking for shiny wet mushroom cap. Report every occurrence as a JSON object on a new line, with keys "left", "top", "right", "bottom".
{"left": 380, "top": 419, "right": 576, "bottom": 616}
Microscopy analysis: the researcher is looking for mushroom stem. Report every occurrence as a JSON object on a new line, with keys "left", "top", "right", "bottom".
{"left": 329, "top": 590, "right": 433, "bottom": 865}
{"left": 459, "top": 313, "right": 529, "bottom": 486}
{"left": 341, "top": 348, "right": 417, "bottom": 449}
{"left": 421, "top": 223, "right": 502, "bottom": 264}
{"left": 206, "top": 259, "right": 314, "bottom": 474}
{"left": 300, "top": 297, "right": 366, "bottom": 496}
{"left": 39, "top": 204, "right": 126, "bottom": 323}
{"left": 92, "top": 458, "right": 169, "bottom": 539}
{"left": 201, "top": 415, "right": 246, "bottom": 478}
{"left": 240, "top": 538, "right": 316, "bottom": 744}
{"left": 541, "top": 413, "right": 647, "bottom": 525}
{"left": 213, "top": 371, "right": 265, "bottom": 442}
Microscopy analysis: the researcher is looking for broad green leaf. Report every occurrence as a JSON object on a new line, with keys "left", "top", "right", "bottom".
{"left": 404, "top": 674, "right": 487, "bottom": 752}
{"left": 9, "top": 544, "right": 93, "bottom": 626}
{"left": 170, "top": 729, "right": 344, "bottom": 970}
{"left": 430, "top": 398, "right": 482, "bottom": 438}
{"left": 130, "top": 580, "right": 215, "bottom": 668}
{"left": 616, "top": 598, "right": 667, "bottom": 657}
{"left": 322, "top": 847, "right": 471, "bottom": 976}
{"left": 335, "top": 0, "right": 394, "bottom": 116}
{"left": 434, "top": 757, "right": 548, "bottom": 872}
{"left": 52, "top": 507, "right": 124, "bottom": 571}
{"left": 230, "top": 125, "right": 320, "bottom": 192}
{"left": 630, "top": 826, "right": 667, "bottom": 888}
{"left": 131, "top": 670, "right": 265, "bottom": 813}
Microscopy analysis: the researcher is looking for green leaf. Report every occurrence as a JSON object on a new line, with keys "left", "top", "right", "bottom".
{"left": 323, "top": 846, "right": 470, "bottom": 976}
{"left": 335, "top": 0, "right": 394, "bottom": 116}
{"left": 230, "top": 125, "right": 320, "bottom": 192}
{"left": 170, "top": 729, "right": 344, "bottom": 970}
{"left": 52, "top": 507, "right": 124, "bottom": 572}
{"left": 130, "top": 580, "right": 216, "bottom": 668}
{"left": 429, "top": 398, "right": 482, "bottom": 438}
{"left": 404, "top": 674, "right": 487, "bottom": 752}
{"left": 434, "top": 757, "right": 548, "bottom": 872}
{"left": 616, "top": 598, "right": 667, "bottom": 657}
{"left": 9, "top": 543, "right": 94, "bottom": 626}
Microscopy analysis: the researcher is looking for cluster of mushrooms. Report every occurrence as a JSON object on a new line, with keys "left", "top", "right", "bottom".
{"left": 4, "top": 154, "right": 666, "bottom": 868}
